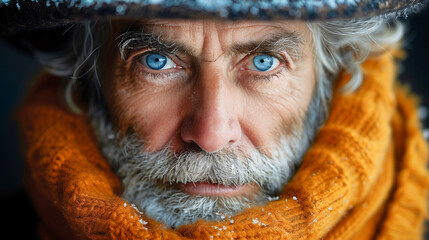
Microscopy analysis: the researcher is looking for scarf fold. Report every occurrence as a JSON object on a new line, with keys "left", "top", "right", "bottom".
{"left": 17, "top": 51, "right": 429, "bottom": 240}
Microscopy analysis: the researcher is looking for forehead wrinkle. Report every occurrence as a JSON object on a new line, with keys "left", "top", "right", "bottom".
{"left": 215, "top": 20, "right": 296, "bottom": 30}
{"left": 199, "top": 20, "right": 228, "bottom": 62}
{"left": 143, "top": 19, "right": 282, "bottom": 30}
{"left": 140, "top": 22, "right": 204, "bottom": 36}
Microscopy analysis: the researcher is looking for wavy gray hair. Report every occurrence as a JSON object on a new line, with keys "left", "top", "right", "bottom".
{"left": 309, "top": 18, "right": 403, "bottom": 114}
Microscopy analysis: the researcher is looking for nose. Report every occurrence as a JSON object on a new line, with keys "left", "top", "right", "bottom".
{"left": 181, "top": 65, "right": 241, "bottom": 153}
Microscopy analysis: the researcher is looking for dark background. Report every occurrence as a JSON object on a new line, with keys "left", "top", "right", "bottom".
{"left": 0, "top": 10, "right": 428, "bottom": 238}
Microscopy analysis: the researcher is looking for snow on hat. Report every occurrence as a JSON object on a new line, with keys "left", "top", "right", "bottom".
{"left": 0, "top": 0, "right": 428, "bottom": 34}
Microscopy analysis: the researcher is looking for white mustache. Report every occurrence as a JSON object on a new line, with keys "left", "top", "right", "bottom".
{"left": 113, "top": 136, "right": 296, "bottom": 190}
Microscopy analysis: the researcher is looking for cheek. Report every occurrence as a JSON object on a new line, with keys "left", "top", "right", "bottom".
{"left": 109, "top": 82, "right": 190, "bottom": 151}
{"left": 242, "top": 61, "right": 316, "bottom": 148}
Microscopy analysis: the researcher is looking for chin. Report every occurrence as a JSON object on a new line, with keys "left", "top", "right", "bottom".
{"left": 122, "top": 179, "right": 269, "bottom": 228}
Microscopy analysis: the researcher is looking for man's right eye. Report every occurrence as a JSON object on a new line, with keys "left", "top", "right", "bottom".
{"left": 142, "top": 53, "right": 176, "bottom": 70}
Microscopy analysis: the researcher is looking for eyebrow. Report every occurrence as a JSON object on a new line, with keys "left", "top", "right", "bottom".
{"left": 117, "top": 30, "right": 194, "bottom": 60}
{"left": 228, "top": 32, "right": 305, "bottom": 61}
{"left": 117, "top": 26, "right": 305, "bottom": 62}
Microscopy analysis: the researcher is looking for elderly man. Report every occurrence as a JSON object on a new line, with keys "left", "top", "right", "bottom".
{"left": 1, "top": 0, "right": 429, "bottom": 239}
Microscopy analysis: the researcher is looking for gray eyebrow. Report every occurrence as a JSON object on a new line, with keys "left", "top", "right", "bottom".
{"left": 117, "top": 27, "right": 304, "bottom": 61}
{"left": 117, "top": 30, "right": 194, "bottom": 60}
{"left": 228, "top": 32, "right": 305, "bottom": 61}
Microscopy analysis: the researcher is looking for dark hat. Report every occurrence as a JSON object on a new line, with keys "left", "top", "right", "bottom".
{"left": 1, "top": 0, "right": 428, "bottom": 34}
{"left": 0, "top": 0, "right": 427, "bottom": 55}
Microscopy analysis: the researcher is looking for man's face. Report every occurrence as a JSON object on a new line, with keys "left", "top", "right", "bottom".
{"left": 94, "top": 19, "right": 317, "bottom": 227}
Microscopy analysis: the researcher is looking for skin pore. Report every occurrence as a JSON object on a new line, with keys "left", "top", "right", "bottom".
{"left": 93, "top": 19, "right": 317, "bottom": 227}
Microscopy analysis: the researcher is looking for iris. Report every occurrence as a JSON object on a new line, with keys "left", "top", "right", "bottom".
{"left": 253, "top": 55, "right": 274, "bottom": 71}
{"left": 146, "top": 53, "right": 167, "bottom": 70}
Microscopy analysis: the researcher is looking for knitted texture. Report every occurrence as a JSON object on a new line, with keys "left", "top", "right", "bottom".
{"left": 17, "top": 52, "right": 429, "bottom": 239}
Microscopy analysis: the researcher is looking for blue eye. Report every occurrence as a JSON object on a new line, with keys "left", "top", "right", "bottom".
{"left": 252, "top": 55, "right": 279, "bottom": 72}
{"left": 143, "top": 53, "right": 176, "bottom": 70}
{"left": 146, "top": 53, "right": 166, "bottom": 70}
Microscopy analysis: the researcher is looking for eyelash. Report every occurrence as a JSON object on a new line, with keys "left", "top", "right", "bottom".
{"left": 251, "top": 72, "right": 282, "bottom": 81}
{"left": 141, "top": 71, "right": 176, "bottom": 80}
{"left": 133, "top": 51, "right": 288, "bottom": 83}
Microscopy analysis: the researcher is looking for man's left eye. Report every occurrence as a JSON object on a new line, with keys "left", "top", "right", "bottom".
{"left": 248, "top": 54, "right": 280, "bottom": 72}
{"left": 142, "top": 53, "right": 176, "bottom": 70}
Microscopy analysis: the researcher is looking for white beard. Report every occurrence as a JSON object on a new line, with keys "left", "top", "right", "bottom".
{"left": 88, "top": 86, "right": 324, "bottom": 228}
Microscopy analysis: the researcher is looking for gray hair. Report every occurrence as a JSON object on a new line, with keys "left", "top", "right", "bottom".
{"left": 308, "top": 18, "right": 403, "bottom": 114}
{"left": 31, "top": 17, "right": 404, "bottom": 116}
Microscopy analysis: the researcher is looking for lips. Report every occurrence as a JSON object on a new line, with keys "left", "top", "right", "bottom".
{"left": 175, "top": 181, "right": 257, "bottom": 197}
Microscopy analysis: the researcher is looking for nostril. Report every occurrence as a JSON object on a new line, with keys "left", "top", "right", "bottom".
{"left": 184, "top": 142, "right": 203, "bottom": 152}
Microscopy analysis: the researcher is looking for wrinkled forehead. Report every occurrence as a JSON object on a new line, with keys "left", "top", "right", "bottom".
{"left": 111, "top": 19, "right": 310, "bottom": 59}
{"left": 113, "top": 18, "right": 308, "bottom": 35}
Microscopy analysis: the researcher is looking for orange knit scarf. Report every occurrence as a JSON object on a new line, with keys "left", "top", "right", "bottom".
{"left": 17, "top": 52, "right": 429, "bottom": 240}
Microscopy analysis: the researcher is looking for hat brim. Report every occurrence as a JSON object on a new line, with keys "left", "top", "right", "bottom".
{"left": 1, "top": 0, "right": 428, "bottom": 35}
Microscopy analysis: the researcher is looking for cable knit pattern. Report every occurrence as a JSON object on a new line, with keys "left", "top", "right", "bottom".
{"left": 17, "top": 51, "right": 429, "bottom": 239}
